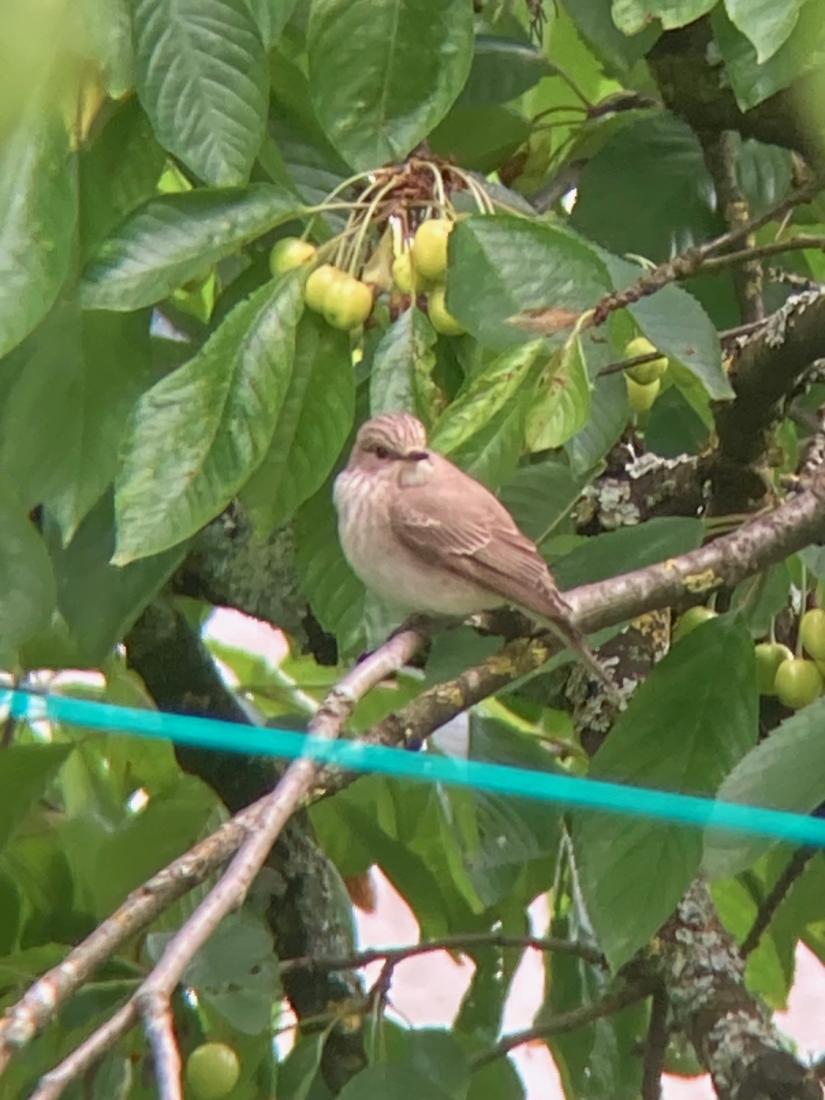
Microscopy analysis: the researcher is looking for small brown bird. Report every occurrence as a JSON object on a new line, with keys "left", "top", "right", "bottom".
{"left": 334, "top": 412, "right": 617, "bottom": 695}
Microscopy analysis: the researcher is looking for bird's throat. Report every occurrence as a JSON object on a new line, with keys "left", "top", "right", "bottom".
{"left": 399, "top": 457, "right": 435, "bottom": 487}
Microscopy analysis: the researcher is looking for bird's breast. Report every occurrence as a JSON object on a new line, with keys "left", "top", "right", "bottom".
{"left": 333, "top": 467, "right": 502, "bottom": 616}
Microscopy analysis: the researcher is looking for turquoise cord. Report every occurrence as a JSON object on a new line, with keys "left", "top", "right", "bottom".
{"left": 5, "top": 689, "right": 825, "bottom": 848}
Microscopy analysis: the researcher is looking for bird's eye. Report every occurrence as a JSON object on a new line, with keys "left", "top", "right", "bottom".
{"left": 373, "top": 445, "right": 391, "bottom": 460}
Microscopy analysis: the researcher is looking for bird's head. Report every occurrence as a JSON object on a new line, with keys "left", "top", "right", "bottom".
{"left": 348, "top": 413, "right": 432, "bottom": 481}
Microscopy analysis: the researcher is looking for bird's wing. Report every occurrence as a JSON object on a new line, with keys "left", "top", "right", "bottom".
{"left": 389, "top": 461, "right": 570, "bottom": 620}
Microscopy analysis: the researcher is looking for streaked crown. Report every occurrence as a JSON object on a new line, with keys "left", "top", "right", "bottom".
{"left": 354, "top": 413, "right": 428, "bottom": 456}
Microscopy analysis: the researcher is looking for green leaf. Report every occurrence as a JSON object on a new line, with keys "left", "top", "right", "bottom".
{"left": 544, "top": 904, "right": 647, "bottom": 1100}
{"left": 467, "top": 1058, "right": 524, "bottom": 1100}
{"left": 267, "top": 50, "right": 351, "bottom": 217}
{"left": 307, "top": 0, "right": 474, "bottom": 170}
{"left": 132, "top": 0, "right": 268, "bottom": 185}
{"left": 295, "top": 483, "right": 367, "bottom": 655}
{"left": 79, "top": 100, "right": 165, "bottom": 257}
{"left": 573, "top": 617, "right": 758, "bottom": 969}
{"left": 525, "top": 333, "right": 591, "bottom": 450}
{"left": 0, "top": 308, "right": 155, "bottom": 545}
{"left": 182, "top": 911, "right": 279, "bottom": 1034}
{"left": 0, "top": 483, "right": 57, "bottom": 665}
{"left": 703, "top": 696, "right": 825, "bottom": 879}
{"left": 712, "top": 4, "right": 825, "bottom": 111}
{"left": 384, "top": 1029, "right": 471, "bottom": 1099}
{"left": 0, "top": 745, "right": 73, "bottom": 851}
{"left": 735, "top": 138, "right": 793, "bottom": 217}
{"left": 565, "top": 370, "right": 628, "bottom": 475}
{"left": 724, "top": 0, "right": 803, "bottom": 63}
{"left": 338, "top": 1064, "right": 455, "bottom": 1100}
{"left": 565, "top": 2, "right": 659, "bottom": 74}
{"left": 243, "top": 313, "right": 354, "bottom": 531}
{"left": 37, "top": 495, "right": 186, "bottom": 667}
{"left": 431, "top": 341, "right": 543, "bottom": 454}
{"left": 430, "top": 105, "right": 532, "bottom": 174}
{"left": 61, "top": 777, "right": 217, "bottom": 917}
{"left": 611, "top": 0, "right": 716, "bottom": 34}
{"left": 552, "top": 517, "right": 703, "bottom": 589}
{"left": 114, "top": 274, "right": 305, "bottom": 563}
{"left": 572, "top": 113, "right": 717, "bottom": 261}
{"left": 645, "top": 383, "right": 711, "bottom": 457}
{"left": 369, "top": 307, "right": 438, "bottom": 421}
{"left": 460, "top": 717, "right": 562, "bottom": 907}
{"left": 601, "top": 252, "right": 732, "bottom": 401}
{"left": 0, "top": 872, "right": 22, "bottom": 954}
{"left": 458, "top": 36, "right": 553, "bottom": 105}
{"left": 276, "top": 1033, "right": 331, "bottom": 1100}
{"left": 0, "top": 109, "right": 76, "bottom": 359}
{"left": 80, "top": 184, "right": 303, "bottom": 311}
{"left": 429, "top": 340, "right": 543, "bottom": 487}
{"left": 244, "top": 0, "right": 299, "bottom": 46}
{"left": 82, "top": 0, "right": 134, "bottom": 98}
{"left": 499, "top": 458, "right": 588, "bottom": 544}
{"left": 448, "top": 216, "right": 611, "bottom": 352}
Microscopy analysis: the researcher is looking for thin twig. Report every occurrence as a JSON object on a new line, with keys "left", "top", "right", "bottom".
{"left": 641, "top": 983, "right": 668, "bottom": 1100}
{"left": 0, "top": 799, "right": 265, "bottom": 1071}
{"left": 699, "top": 235, "right": 825, "bottom": 276}
{"left": 597, "top": 350, "right": 664, "bottom": 378}
{"left": 586, "top": 174, "right": 825, "bottom": 326}
{"left": 703, "top": 132, "right": 764, "bottom": 323}
{"left": 469, "top": 981, "right": 655, "bottom": 1069}
{"left": 740, "top": 847, "right": 814, "bottom": 958}
{"left": 718, "top": 318, "right": 772, "bottom": 342}
{"left": 278, "top": 932, "right": 605, "bottom": 975}
{"left": 31, "top": 1003, "right": 137, "bottom": 1100}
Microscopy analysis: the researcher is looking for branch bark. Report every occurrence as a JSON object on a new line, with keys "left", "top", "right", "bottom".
{"left": 658, "top": 882, "right": 821, "bottom": 1100}
{"left": 708, "top": 290, "right": 825, "bottom": 512}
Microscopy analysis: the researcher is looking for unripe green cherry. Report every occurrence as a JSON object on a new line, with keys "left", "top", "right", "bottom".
{"left": 627, "top": 375, "right": 660, "bottom": 416}
{"left": 754, "top": 642, "right": 793, "bottom": 695}
{"left": 269, "top": 236, "right": 316, "bottom": 277}
{"left": 623, "top": 335, "right": 669, "bottom": 385}
{"left": 185, "top": 1042, "right": 241, "bottom": 1100}
{"left": 428, "top": 287, "right": 464, "bottom": 335}
{"left": 672, "top": 605, "right": 717, "bottom": 642}
{"left": 412, "top": 218, "right": 452, "bottom": 282}
{"left": 774, "top": 657, "right": 823, "bottom": 709}
{"left": 324, "top": 274, "right": 373, "bottom": 331}
{"left": 799, "top": 608, "right": 825, "bottom": 659}
{"left": 392, "top": 252, "right": 414, "bottom": 294}
{"left": 304, "top": 264, "right": 344, "bottom": 313}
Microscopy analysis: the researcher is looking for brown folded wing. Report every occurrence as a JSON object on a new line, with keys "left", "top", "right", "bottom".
{"left": 389, "top": 460, "right": 571, "bottom": 622}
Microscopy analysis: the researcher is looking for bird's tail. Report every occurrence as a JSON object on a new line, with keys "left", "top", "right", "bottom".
{"left": 539, "top": 612, "right": 623, "bottom": 707}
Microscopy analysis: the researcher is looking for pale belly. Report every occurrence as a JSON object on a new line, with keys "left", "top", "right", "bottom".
{"left": 334, "top": 470, "right": 502, "bottom": 617}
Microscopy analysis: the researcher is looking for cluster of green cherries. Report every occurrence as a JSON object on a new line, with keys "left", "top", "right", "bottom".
{"left": 269, "top": 218, "right": 464, "bottom": 335}
{"left": 674, "top": 603, "right": 825, "bottom": 709}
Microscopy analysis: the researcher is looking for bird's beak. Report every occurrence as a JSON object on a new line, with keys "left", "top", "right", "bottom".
{"left": 407, "top": 450, "right": 430, "bottom": 461}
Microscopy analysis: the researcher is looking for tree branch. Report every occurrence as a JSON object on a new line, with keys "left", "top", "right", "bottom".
{"left": 277, "top": 931, "right": 606, "bottom": 975}
{"left": 9, "top": 625, "right": 429, "bottom": 1098}
{"left": 708, "top": 290, "right": 825, "bottom": 513}
{"left": 658, "top": 882, "right": 821, "bottom": 1100}
{"left": 701, "top": 131, "right": 764, "bottom": 323}
{"left": 641, "top": 983, "right": 669, "bottom": 1100}
{"left": 469, "top": 980, "right": 656, "bottom": 1070}
{"left": 587, "top": 174, "right": 824, "bottom": 327}
{"left": 740, "top": 848, "right": 815, "bottom": 958}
